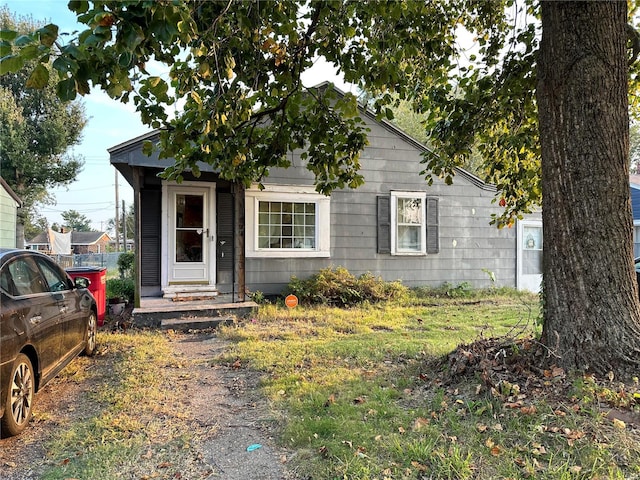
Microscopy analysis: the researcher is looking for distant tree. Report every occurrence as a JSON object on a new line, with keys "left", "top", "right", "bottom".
{"left": 0, "top": 7, "right": 87, "bottom": 245}
{"left": 389, "top": 98, "right": 428, "bottom": 143}
{"left": 107, "top": 203, "right": 134, "bottom": 239}
{"left": 389, "top": 97, "right": 486, "bottom": 178}
{"left": 61, "top": 209, "right": 93, "bottom": 232}
{"left": 23, "top": 213, "right": 49, "bottom": 241}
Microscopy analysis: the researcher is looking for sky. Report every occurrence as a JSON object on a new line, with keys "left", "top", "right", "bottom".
{"left": 5, "top": 0, "right": 147, "bottom": 232}
{"left": 4, "top": 0, "right": 351, "bottom": 234}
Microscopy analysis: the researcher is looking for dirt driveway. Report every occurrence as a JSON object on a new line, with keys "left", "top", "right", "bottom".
{"left": 0, "top": 331, "right": 297, "bottom": 479}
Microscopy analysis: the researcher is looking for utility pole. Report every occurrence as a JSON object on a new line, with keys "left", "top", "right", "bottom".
{"left": 115, "top": 170, "right": 120, "bottom": 251}
{"left": 122, "top": 200, "right": 127, "bottom": 251}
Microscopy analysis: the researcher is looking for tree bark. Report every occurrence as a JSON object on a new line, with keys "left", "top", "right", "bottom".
{"left": 537, "top": 1, "right": 640, "bottom": 379}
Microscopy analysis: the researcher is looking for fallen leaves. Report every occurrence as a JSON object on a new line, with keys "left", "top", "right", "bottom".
{"left": 485, "top": 438, "right": 504, "bottom": 456}
{"left": 613, "top": 418, "right": 626, "bottom": 429}
{"left": 411, "top": 417, "right": 430, "bottom": 431}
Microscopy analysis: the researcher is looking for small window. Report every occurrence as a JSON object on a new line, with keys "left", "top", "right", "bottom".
{"left": 396, "top": 196, "right": 424, "bottom": 253}
{"left": 388, "top": 192, "right": 439, "bottom": 256}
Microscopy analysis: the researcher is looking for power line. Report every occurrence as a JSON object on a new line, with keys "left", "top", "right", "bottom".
{"left": 47, "top": 201, "right": 114, "bottom": 206}
{"left": 39, "top": 206, "right": 115, "bottom": 214}
{"left": 53, "top": 184, "right": 128, "bottom": 192}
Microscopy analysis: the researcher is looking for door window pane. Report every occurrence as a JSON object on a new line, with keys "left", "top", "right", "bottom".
{"left": 36, "top": 258, "right": 71, "bottom": 292}
{"left": 523, "top": 226, "right": 543, "bottom": 275}
{"left": 175, "top": 194, "right": 204, "bottom": 263}
{"left": 176, "top": 194, "right": 203, "bottom": 228}
{"left": 523, "top": 226, "right": 542, "bottom": 250}
{"left": 176, "top": 231, "right": 203, "bottom": 262}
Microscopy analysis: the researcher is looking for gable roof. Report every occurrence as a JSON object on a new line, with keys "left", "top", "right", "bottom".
{"left": 72, "top": 231, "right": 110, "bottom": 245}
{"left": 26, "top": 231, "right": 110, "bottom": 246}
{"left": 108, "top": 82, "right": 494, "bottom": 190}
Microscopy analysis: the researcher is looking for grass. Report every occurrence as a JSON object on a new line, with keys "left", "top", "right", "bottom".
{"left": 39, "top": 331, "right": 195, "bottom": 480}
{"left": 27, "top": 288, "right": 639, "bottom": 479}
{"left": 215, "top": 290, "right": 640, "bottom": 479}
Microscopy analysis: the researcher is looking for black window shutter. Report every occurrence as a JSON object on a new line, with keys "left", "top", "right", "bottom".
{"left": 216, "top": 192, "right": 234, "bottom": 271}
{"left": 141, "top": 189, "right": 161, "bottom": 285}
{"left": 426, "top": 197, "right": 439, "bottom": 254}
{"left": 377, "top": 196, "right": 391, "bottom": 254}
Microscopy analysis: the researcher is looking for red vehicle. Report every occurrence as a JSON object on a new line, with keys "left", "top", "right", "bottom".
{"left": 0, "top": 249, "right": 97, "bottom": 437}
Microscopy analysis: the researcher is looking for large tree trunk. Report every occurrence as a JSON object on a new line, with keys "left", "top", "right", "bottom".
{"left": 537, "top": 1, "right": 640, "bottom": 379}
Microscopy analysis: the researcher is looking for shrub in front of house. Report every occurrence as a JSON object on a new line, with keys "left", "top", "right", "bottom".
{"left": 286, "top": 266, "right": 408, "bottom": 307}
{"left": 117, "top": 251, "right": 135, "bottom": 279}
{"left": 106, "top": 277, "right": 135, "bottom": 304}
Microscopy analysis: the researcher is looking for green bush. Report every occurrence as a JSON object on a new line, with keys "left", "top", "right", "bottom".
{"left": 117, "top": 252, "right": 135, "bottom": 279}
{"left": 285, "top": 266, "right": 408, "bottom": 307}
{"left": 412, "top": 281, "right": 474, "bottom": 299}
{"left": 106, "top": 278, "right": 135, "bottom": 303}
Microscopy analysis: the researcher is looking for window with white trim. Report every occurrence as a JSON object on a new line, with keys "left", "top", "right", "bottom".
{"left": 246, "top": 186, "right": 330, "bottom": 258}
{"left": 258, "top": 201, "right": 316, "bottom": 249}
{"left": 388, "top": 191, "right": 439, "bottom": 255}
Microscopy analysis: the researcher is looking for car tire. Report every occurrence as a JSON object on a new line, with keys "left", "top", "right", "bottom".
{"left": 1, "top": 353, "right": 35, "bottom": 437}
{"left": 83, "top": 311, "right": 97, "bottom": 357}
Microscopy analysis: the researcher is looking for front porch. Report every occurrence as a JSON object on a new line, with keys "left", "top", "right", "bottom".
{"left": 132, "top": 295, "right": 258, "bottom": 330}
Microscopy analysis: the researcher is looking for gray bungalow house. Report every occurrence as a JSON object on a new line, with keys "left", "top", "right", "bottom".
{"left": 109, "top": 87, "right": 542, "bottom": 305}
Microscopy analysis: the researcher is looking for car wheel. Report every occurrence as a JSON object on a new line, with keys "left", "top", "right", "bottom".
{"left": 83, "top": 311, "right": 97, "bottom": 357}
{"left": 1, "top": 353, "right": 35, "bottom": 437}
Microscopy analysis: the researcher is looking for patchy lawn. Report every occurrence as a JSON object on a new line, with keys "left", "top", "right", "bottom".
{"left": 217, "top": 293, "right": 640, "bottom": 479}
{"left": 3, "top": 290, "right": 637, "bottom": 480}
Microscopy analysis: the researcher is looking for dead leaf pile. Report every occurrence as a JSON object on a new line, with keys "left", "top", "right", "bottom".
{"left": 431, "top": 335, "right": 640, "bottom": 428}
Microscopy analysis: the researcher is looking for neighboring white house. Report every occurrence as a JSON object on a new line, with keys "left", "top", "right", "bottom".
{"left": 0, "top": 177, "right": 22, "bottom": 248}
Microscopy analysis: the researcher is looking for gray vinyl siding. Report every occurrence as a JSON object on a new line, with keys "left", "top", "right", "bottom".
{"left": 0, "top": 185, "right": 18, "bottom": 248}
{"left": 245, "top": 113, "right": 518, "bottom": 295}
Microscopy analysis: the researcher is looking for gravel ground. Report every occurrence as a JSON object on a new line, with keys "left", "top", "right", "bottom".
{"left": 0, "top": 330, "right": 298, "bottom": 479}
{"left": 169, "top": 332, "right": 296, "bottom": 479}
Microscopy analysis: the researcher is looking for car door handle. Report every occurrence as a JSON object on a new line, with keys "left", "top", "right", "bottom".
{"left": 59, "top": 306, "right": 68, "bottom": 314}
{"left": 30, "top": 315, "right": 42, "bottom": 325}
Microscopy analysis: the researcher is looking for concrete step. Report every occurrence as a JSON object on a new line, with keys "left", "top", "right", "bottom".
{"left": 133, "top": 300, "right": 258, "bottom": 327}
{"left": 160, "top": 316, "right": 235, "bottom": 331}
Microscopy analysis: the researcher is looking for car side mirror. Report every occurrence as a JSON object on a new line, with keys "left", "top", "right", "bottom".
{"left": 74, "top": 276, "right": 91, "bottom": 289}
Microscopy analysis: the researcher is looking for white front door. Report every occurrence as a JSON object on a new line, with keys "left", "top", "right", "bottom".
{"left": 517, "top": 220, "right": 543, "bottom": 293}
{"left": 166, "top": 184, "right": 216, "bottom": 285}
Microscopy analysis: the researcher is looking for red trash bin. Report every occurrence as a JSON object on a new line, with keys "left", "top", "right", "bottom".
{"left": 66, "top": 266, "right": 107, "bottom": 326}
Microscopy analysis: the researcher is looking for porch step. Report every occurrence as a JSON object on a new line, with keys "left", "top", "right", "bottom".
{"left": 163, "top": 285, "right": 219, "bottom": 301}
{"left": 132, "top": 298, "right": 258, "bottom": 328}
{"left": 161, "top": 316, "right": 235, "bottom": 331}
